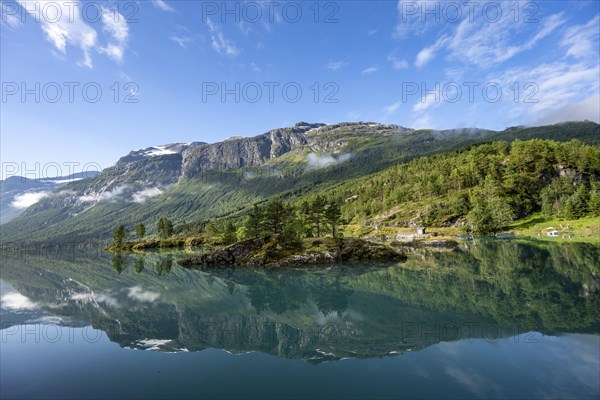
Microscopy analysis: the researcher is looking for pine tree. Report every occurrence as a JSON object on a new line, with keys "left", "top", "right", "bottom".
{"left": 309, "top": 196, "right": 327, "bottom": 237}
{"left": 263, "top": 200, "right": 287, "bottom": 235}
{"left": 223, "top": 221, "right": 237, "bottom": 244}
{"left": 135, "top": 223, "right": 145, "bottom": 239}
{"left": 245, "top": 204, "right": 264, "bottom": 238}
{"left": 324, "top": 202, "right": 342, "bottom": 237}
{"left": 113, "top": 224, "right": 128, "bottom": 247}
{"left": 589, "top": 190, "right": 600, "bottom": 216}
{"left": 157, "top": 217, "right": 173, "bottom": 239}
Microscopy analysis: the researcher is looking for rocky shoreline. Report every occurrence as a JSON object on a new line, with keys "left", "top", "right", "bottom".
{"left": 178, "top": 237, "right": 407, "bottom": 268}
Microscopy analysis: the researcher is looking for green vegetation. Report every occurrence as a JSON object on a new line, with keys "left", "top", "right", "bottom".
{"left": 157, "top": 217, "right": 174, "bottom": 239}
{"left": 135, "top": 223, "right": 145, "bottom": 239}
{"left": 113, "top": 224, "right": 129, "bottom": 248}
{"left": 110, "top": 138, "right": 599, "bottom": 251}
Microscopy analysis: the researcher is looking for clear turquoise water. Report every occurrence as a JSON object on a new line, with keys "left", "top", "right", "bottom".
{"left": 1, "top": 241, "right": 599, "bottom": 399}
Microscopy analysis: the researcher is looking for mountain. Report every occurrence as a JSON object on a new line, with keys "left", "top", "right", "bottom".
{"left": 1, "top": 121, "right": 598, "bottom": 245}
{"left": 0, "top": 171, "right": 100, "bottom": 224}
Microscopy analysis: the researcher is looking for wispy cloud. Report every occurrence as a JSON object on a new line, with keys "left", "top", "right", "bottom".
{"left": 1, "top": 292, "right": 38, "bottom": 310}
{"left": 127, "top": 286, "right": 160, "bottom": 302}
{"left": 415, "top": 36, "right": 447, "bottom": 68}
{"left": 131, "top": 187, "right": 163, "bottom": 203}
{"left": 206, "top": 18, "right": 239, "bottom": 57}
{"left": 384, "top": 101, "right": 402, "bottom": 114}
{"left": 361, "top": 67, "right": 378, "bottom": 75}
{"left": 11, "top": 191, "right": 50, "bottom": 209}
{"left": 170, "top": 34, "right": 193, "bottom": 48}
{"left": 561, "top": 15, "right": 600, "bottom": 60}
{"left": 152, "top": 0, "right": 175, "bottom": 13}
{"left": 306, "top": 152, "right": 352, "bottom": 169}
{"left": 394, "top": 0, "right": 440, "bottom": 38}
{"left": 18, "top": 0, "right": 98, "bottom": 68}
{"left": 14, "top": 1, "right": 132, "bottom": 67}
{"left": 326, "top": 61, "right": 348, "bottom": 71}
{"left": 79, "top": 186, "right": 128, "bottom": 203}
{"left": 413, "top": 91, "right": 440, "bottom": 112}
{"left": 411, "top": 114, "right": 433, "bottom": 129}
{"left": 99, "top": 7, "right": 129, "bottom": 63}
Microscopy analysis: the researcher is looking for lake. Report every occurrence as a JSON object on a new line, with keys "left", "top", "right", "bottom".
{"left": 1, "top": 240, "right": 599, "bottom": 399}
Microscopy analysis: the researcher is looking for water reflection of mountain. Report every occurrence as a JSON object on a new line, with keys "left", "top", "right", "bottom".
{"left": 1, "top": 241, "right": 598, "bottom": 363}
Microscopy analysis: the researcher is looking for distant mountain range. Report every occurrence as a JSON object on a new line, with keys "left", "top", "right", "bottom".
{"left": 0, "top": 171, "right": 100, "bottom": 224}
{"left": 1, "top": 120, "right": 598, "bottom": 244}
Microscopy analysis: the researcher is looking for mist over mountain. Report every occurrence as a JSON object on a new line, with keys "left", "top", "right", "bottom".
{"left": 0, "top": 171, "right": 100, "bottom": 224}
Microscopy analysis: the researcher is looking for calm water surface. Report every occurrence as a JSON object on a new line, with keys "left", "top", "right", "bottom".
{"left": 1, "top": 241, "right": 599, "bottom": 399}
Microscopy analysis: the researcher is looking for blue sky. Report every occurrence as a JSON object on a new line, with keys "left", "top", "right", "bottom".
{"left": 1, "top": 0, "right": 599, "bottom": 177}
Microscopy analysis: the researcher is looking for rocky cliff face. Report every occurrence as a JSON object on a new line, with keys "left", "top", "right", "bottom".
{"left": 180, "top": 124, "right": 321, "bottom": 178}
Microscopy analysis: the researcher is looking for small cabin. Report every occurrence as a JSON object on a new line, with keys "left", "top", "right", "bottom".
{"left": 417, "top": 227, "right": 426, "bottom": 235}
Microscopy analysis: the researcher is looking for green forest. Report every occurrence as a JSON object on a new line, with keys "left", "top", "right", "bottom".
{"left": 114, "top": 138, "right": 600, "bottom": 248}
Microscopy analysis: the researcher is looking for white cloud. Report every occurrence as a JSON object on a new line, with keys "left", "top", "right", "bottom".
{"left": 306, "top": 153, "right": 352, "bottom": 169}
{"left": 11, "top": 191, "right": 50, "bottom": 209}
{"left": 99, "top": 7, "right": 129, "bottom": 63}
{"left": 127, "top": 286, "right": 160, "bottom": 302}
{"left": 487, "top": 59, "right": 599, "bottom": 125}
{"left": 534, "top": 94, "right": 600, "bottom": 126}
{"left": 415, "top": 47, "right": 436, "bottom": 68}
{"left": 1, "top": 292, "right": 38, "bottom": 310}
{"left": 137, "top": 338, "right": 172, "bottom": 351}
{"left": 413, "top": 91, "right": 440, "bottom": 112}
{"left": 170, "top": 34, "right": 192, "bottom": 48}
{"left": 401, "top": 1, "right": 566, "bottom": 69}
{"left": 384, "top": 101, "right": 402, "bottom": 114}
{"left": 18, "top": 0, "right": 98, "bottom": 68}
{"left": 361, "top": 67, "right": 378, "bottom": 75}
{"left": 16, "top": 0, "right": 132, "bottom": 67}
{"left": 71, "top": 291, "right": 120, "bottom": 308}
{"left": 326, "top": 61, "right": 348, "bottom": 71}
{"left": 394, "top": 0, "right": 440, "bottom": 38}
{"left": 152, "top": 0, "right": 175, "bottom": 13}
{"left": 131, "top": 187, "right": 163, "bottom": 203}
{"left": 561, "top": 15, "right": 600, "bottom": 60}
{"left": 79, "top": 186, "right": 128, "bottom": 203}
{"left": 206, "top": 18, "right": 239, "bottom": 57}
{"left": 443, "top": 11, "right": 565, "bottom": 68}
{"left": 415, "top": 36, "right": 447, "bottom": 68}
{"left": 411, "top": 114, "right": 433, "bottom": 129}
{"left": 392, "top": 59, "right": 409, "bottom": 70}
